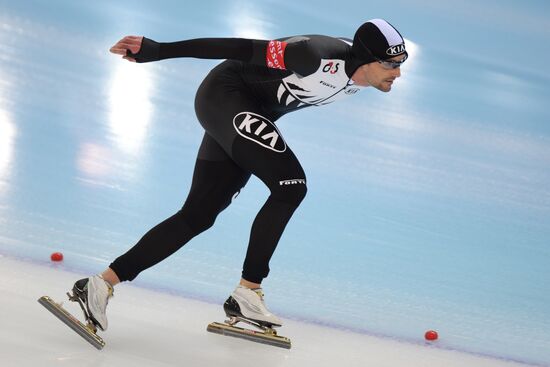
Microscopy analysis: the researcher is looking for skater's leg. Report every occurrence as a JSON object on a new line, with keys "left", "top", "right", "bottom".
{"left": 240, "top": 278, "right": 261, "bottom": 289}
{"left": 101, "top": 268, "right": 120, "bottom": 286}
{"left": 195, "top": 83, "right": 307, "bottom": 285}
{"left": 225, "top": 127, "right": 306, "bottom": 327}
{"left": 194, "top": 72, "right": 306, "bottom": 326}
{"left": 202, "top": 110, "right": 306, "bottom": 326}
{"left": 225, "top": 161, "right": 306, "bottom": 327}
{"left": 108, "top": 134, "right": 249, "bottom": 282}
{"left": 72, "top": 135, "right": 249, "bottom": 332}
{"left": 231, "top": 139, "right": 307, "bottom": 284}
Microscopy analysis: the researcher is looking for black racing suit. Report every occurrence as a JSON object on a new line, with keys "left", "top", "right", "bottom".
{"left": 109, "top": 36, "right": 366, "bottom": 283}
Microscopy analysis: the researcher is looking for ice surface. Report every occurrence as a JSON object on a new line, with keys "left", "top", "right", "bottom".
{"left": 0, "top": 255, "right": 535, "bottom": 367}
{"left": 1, "top": 1, "right": 549, "bottom": 365}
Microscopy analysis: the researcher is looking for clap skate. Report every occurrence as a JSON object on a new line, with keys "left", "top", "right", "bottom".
{"left": 38, "top": 276, "right": 113, "bottom": 350}
{"left": 207, "top": 286, "right": 291, "bottom": 349}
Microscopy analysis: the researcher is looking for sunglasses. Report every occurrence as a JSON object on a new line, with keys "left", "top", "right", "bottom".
{"left": 376, "top": 53, "right": 408, "bottom": 69}
{"left": 362, "top": 44, "right": 408, "bottom": 69}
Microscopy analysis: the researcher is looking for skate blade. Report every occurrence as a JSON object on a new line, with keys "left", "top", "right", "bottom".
{"left": 38, "top": 296, "right": 105, "bottom": 350}
{"left": 207, "top": 322, "right": 291, "bottom": 349}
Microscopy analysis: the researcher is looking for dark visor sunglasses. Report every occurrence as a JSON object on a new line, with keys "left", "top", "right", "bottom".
{"left": 376, "top": 54, "right": 408, "bottom": 69}
{"left": 363, "top": 45, "right": 408, "bottom": 69}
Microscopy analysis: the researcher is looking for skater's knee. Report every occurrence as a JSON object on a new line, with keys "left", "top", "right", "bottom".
{"left": 179, "top": 207, "right": 217, "bottom": 234}
{"left": 181, "top": 183, "right": 245, "bottom": 234}
{"left": 270, "top": 179, "right": 307, "bottom": 207}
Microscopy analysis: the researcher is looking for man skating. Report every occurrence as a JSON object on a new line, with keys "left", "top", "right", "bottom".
{"left": 68, "top": 19, "right": 408, "bottom": 346}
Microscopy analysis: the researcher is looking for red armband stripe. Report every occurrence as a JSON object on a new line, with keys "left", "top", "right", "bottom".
{"left": 266, "top": 40, "right": 287, "bottom": 70}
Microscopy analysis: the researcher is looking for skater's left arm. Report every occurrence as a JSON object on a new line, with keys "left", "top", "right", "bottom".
{"left": 110, "top": 35, "right": 320, "bottom": 76}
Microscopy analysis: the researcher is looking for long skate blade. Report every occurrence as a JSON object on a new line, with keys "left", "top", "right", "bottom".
{"left": 38, "top": 296, "right": 105, "bottom": 350}
{"left": 207, "top": 322, "right": 291, "bottom": 349}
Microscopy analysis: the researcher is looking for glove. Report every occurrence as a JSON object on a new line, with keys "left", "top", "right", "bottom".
{"left": 126, "top": 37, "right": 161, "bottom": 63}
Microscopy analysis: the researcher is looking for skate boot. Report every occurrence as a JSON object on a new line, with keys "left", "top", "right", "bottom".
{"left": 38, "top": 275, "right": 113, "bottom": 349}
{"left": 70, "top": 275, "right": 114, "bottom": 331}
{"left": 224, "top": 285, "right": 282, "bottom": 327}
{"left": 207, "top": 285, "right": 290, "bottom": 348}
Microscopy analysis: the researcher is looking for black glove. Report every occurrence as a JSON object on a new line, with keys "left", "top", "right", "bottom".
{"left": 126, "top": 37, "right": 160, "bottom": 63}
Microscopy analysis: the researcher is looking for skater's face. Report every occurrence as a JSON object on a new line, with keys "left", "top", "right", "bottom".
{"left": 351, "top": 55, "right": 405, "bottom": 92}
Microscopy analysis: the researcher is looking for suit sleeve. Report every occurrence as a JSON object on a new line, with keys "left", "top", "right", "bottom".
{"left": 128, "top": 37, "right": 321, "bottom": 76}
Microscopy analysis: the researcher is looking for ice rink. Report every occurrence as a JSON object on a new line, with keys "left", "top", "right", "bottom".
{"left": 1, "top": 0, "right": 549, "bottom": 366}
{"left": 1, "top": 255, "right": 535, "bottom": 367}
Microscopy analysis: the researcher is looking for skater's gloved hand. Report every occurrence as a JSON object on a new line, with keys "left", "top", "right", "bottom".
{"left": 109, "top": 36, "right": 160, "bottom": 63}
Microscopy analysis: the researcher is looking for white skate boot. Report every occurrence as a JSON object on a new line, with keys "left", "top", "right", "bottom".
{"left": 37, "top": 275, "right": 113, "bottom": 349}
{"left": 207, "top": 285, "right": 290, "bottom": 348}
{"left": 71, "top": 275, "right": 114, "bottom": 331}
{"left": 224, "top": 285, "right": 282, "bottom": 327}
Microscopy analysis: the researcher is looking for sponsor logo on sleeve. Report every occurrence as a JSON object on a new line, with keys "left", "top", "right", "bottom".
{"left": 266, "top": 40, "right": 287, "bottom": 70}
{"left": 233, "top": 112, "right": 287, "bottom": 153}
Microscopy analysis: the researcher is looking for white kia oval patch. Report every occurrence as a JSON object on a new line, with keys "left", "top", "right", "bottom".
{"left": 233, "top": 112, "right": 287, "bottom": 153}
{"left": 386, "top": 43, "right": 406, "bottom": 56}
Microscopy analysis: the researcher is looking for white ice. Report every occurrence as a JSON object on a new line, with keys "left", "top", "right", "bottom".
{"left": 0, "top": 255, "right": 532, "bottom": 367}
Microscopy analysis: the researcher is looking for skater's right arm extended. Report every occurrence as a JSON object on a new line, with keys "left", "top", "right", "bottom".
{"left": 109, "top": 35, "right": 320, "bottom": 77}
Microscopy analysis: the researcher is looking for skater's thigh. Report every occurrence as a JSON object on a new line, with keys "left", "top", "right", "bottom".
{"left": 231, "top": 130, "right": 306, "bottom": 193}
{"left": 195, "top": 82, "right": 260, "bottom": 154}
{"left": 191, "top": 133, "right": 251, "bottom": 191}
{"left": 183, "top": 133, "right": 251, "bottom": 217}
{"left": 195, "top": 86, "right": 305, "bottom": 191}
